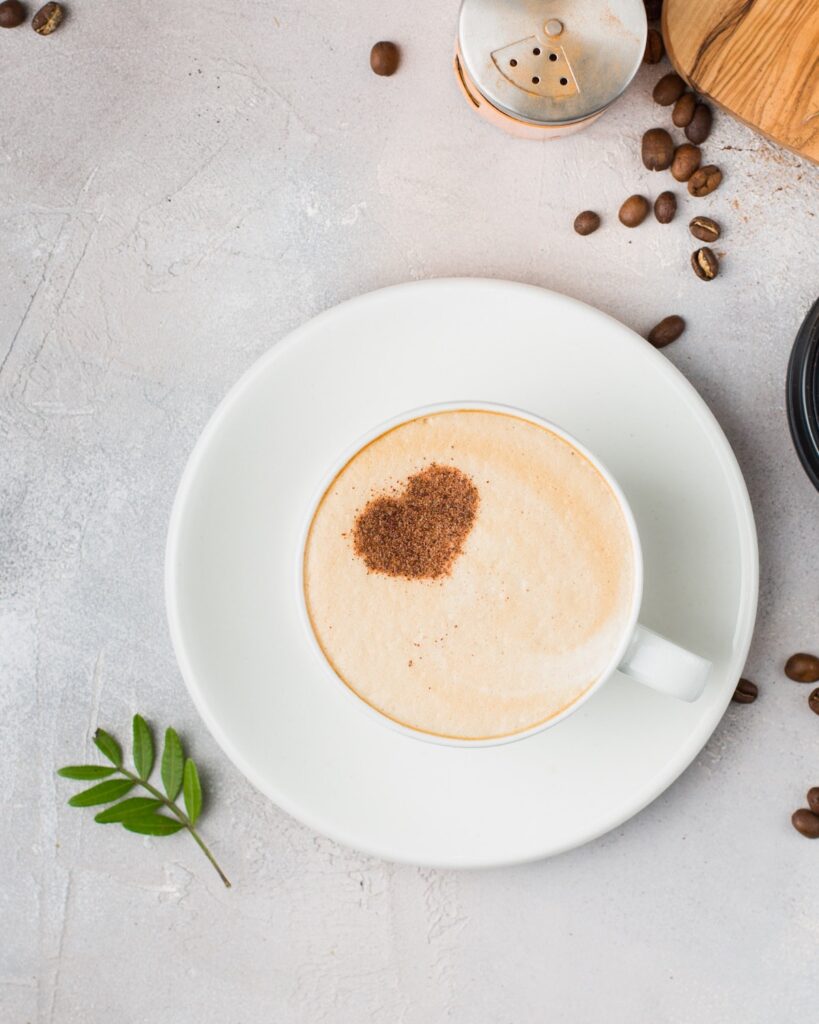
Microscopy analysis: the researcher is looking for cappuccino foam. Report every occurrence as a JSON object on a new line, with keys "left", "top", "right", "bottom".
{"left": 303, "top": 410, "right": 635, "bottom": 740}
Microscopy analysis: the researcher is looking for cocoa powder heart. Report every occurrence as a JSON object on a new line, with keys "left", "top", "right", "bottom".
{"left": 352, "top": 464, "right": 479, "bottom": 579}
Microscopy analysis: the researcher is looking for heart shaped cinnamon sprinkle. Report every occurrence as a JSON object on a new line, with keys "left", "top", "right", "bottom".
{"left": 352, "top": 464, "right": 479, "bottom": 580}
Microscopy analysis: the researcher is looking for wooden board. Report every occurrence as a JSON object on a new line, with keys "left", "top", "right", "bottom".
{"left": 663, "top": 0, "right": 819, "bottom": 163}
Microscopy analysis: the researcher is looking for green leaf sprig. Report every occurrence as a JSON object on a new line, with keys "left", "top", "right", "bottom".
{"left": 58, "top": 716, "right": 230, "bottom": 887}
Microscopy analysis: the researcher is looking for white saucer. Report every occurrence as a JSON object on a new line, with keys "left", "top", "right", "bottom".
{"left": 166, "top": 279, "right": 758, "bottom": 867}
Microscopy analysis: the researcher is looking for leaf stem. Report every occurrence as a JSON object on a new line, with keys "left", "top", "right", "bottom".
{"left": 119, "top": 768, "right": 231, "bottom": 888}
{"left": 181, "top": 822, "right": 232, "bottom": 888}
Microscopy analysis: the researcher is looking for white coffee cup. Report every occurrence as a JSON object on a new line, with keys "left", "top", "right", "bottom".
{"left": 299, "top": 402, "right": 711, "bottom": 747}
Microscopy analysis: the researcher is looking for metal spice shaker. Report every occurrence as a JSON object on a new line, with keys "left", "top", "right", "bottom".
{"left": 455, "top": 0, "right": 647, "bottom": 139}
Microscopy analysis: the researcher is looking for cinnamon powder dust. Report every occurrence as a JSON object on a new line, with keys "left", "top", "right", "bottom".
{"left": 352, "top": 464, "right": 479, "bottom": 580}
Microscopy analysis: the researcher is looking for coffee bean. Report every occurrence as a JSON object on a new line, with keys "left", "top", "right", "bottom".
{"left": 647, "top": 315, "right": 685, "bottom": 348}
{"left": 642, "top": 128, "right": 674, "bottom": 171}
{"left": 689, "top": 216, "right": 721, "bottom": 243}
{"left": 0, "top": 0, "right": 26, "bottom": 28}
{"left": 670, "top": 143, "right": 701, "bottom": 182}
{"left": 619, "top": 195, "right": 650, "bottom": 228}
{"left": 31, "top": 0, "right": 61, "bottom": 33}
{"left": 809, "top": 689, "right": 819, "bottom": 715}
{"left": 792, "top": 809, "right": 819, "bottom": 838}
{"left": 653, "top": 72, "right": 686, "bottom": 106}
{"left": 370, "top": 41, "right": 399, "bottom": 76}
{"left": 644, "top": 28, "right": 664, "bottom": 64}
{"left": 573, "top": 211, "right": 600, "bottom": 236}
{"left": 686, "top": 103, "right": 713, "bottom": 144}
{"left": 672, "top": 92, "right": 697, "bottom": 128}
{"left": 785, "top": 652, "right": 819, "bottom": 682}
{"left": 688, "top": 165, "right": 722, "bottom": 197}
{"left": 691, "top": 247, "right": 719, "bottom": 280}
{"left": 732, "top": 677, "right": 758, "bottom": 703}
{"left": 643, "top": 28, "right": 664, "bottom": 65}
{"left": 654, "top": 191, "right": 676, "bottom": 224}
{"left": 808, "top": 788, "right": 819, "bottom": 814}
{"left": 643, "top": 0, "right": 662, "bottom": 21}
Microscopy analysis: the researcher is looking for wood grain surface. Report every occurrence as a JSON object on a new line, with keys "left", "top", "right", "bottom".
{"left": 664, "top": 0, "right": 819, "bottom": 163}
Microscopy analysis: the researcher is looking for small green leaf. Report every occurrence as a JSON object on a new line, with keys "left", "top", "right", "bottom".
{"left": 183, "top": 759, "right": 202, "bottom": 825}
{"left": 123, "top": 814, "right": 185, "bottom": 836}
{"left": 57, "top": 765, "right": 117, "bottom": 780}
{"left": 57, "top": 715, "right": 230, "bottom": 886}
{"left": 132, "top": 714, "right": 154, "bottom": 779}
{"left": 68, "top": 778, "right": 134, "bottom": 807}
{"left": 95, "top": 798, "right": 163, "bottom": 823}
{"left": 161, "top": 727, "right": 184, "bottom": 801}
{"left": 94, "top": 729, "right": 122, "bottom": 767}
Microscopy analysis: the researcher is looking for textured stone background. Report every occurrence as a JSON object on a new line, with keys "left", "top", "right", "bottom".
{"left": 2, "top": 3, "right": 818, "bottom": 1022}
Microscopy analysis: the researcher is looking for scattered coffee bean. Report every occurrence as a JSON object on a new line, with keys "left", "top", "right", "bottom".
{"left": 685, "top": 103, "right": 713, "bottom": 144}
{"left": 689, "top": 216, "right": 721, "bottom": 243}
{"left": 619, "top": 195, "right": 650, "bottom": 228}
{"left": 0, "top": 0, "right": 26, "bottom": 28}
{"left": 642, "top": 128, "right": 674, "bottom": 171}
{"left": 792, "top": 808, "right": 819, "bottom": 838}
{"left": 654, "top": 191, "right": 676, "bottom": 224}
{"left": 785, "top": 652, "right": 819, "bottom": 682}
{"left": 31, "top": 0, "right": 61, "bottom": 33}
{"left": 670, "top": 143, "right": 701, "bottom": 182}
{"left": 808, "top": 788, "right": 819, "bottom": 814}
{"left": 691, "top": 247, "right": 719, "bottom": 280}
{"left": 643, "top": 0, "right": 662, "bottom": 22}
{"left": 573, "top": 210, "right": 601, "bottom": 236}
{"left": 643, "top": 28, "right": 664, "bottom": 65}
{"left": 688, "top": 165, "right": 722, "bottom": 197}
{"left": 732, "top": 677, "right": 758, "bottom": 704}
{"left": 809, "top": 688, "right": 819, "bottom": 715}
{"left": 647, "top": 315, "right": 685, "bottom": 348}
{"left": 653, "top": 72, "right": 686, "bottom": 106}
{"left": 370, "top": 41, "right": 399, "bottom": 76}
{"left": 672, "top": 92, "right": 697, "bottom": 128}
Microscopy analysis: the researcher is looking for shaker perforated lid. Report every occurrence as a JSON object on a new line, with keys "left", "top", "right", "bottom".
{"left": 457, "top": 0, "right": 646, "bottom": 126}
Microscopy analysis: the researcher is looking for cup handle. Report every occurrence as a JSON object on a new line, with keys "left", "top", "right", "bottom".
{"left": 617, "top": 624, "right": 710, "bottom": 702}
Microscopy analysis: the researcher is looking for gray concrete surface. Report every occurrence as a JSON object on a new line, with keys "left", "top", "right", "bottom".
{"left": 2, "top": 3, "right": 818, "bottom": 1022}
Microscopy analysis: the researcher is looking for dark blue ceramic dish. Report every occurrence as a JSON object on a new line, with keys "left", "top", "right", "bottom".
{"left": 787, "top": 299, "right": 819, "bottom": 492}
